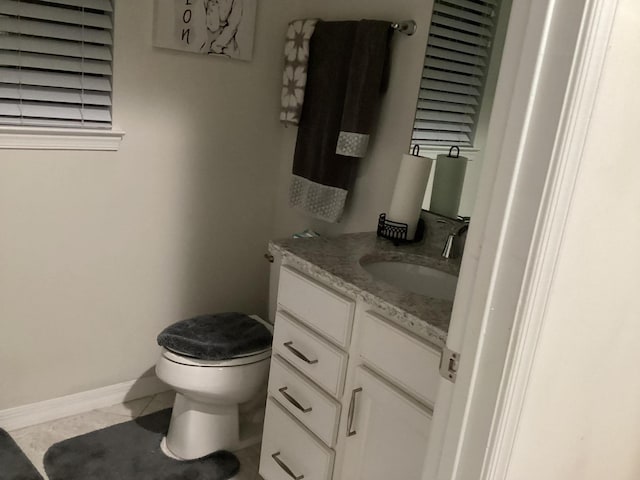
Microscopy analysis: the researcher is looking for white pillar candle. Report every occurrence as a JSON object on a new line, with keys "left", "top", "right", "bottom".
{"left": 388, "top": 154, "right": 434, "bottom": 240}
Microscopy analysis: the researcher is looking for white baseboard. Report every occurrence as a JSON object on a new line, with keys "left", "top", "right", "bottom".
{"left": 0, "top": 375, "right": 170, "bottom": 432}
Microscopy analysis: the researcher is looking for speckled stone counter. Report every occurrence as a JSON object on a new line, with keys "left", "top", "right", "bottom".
{"left": 269, "top": 231, "right": 462, "bottom": 349}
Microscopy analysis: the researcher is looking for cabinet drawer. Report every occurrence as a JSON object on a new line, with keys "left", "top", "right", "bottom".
{"left": 359, "top": 311, "right": 442, "bottom": 405}
{"left": 273, "top": 312, "right": 348, "bottom": 397}
{"left": 268, "top": 354, "right": 341, "bottom": 447}
{"left": 260, "top": 397, "right": 335, "bottom": 480}
{"left": 278, "top": 266, "right": 355, "bottom": 347}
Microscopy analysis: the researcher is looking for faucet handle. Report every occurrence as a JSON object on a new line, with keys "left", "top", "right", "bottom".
{"left": 457, "top": 224, "right": 469, "bottom": 237}
{"left": 442, "top": 233, "right": 456, "bottom": 259}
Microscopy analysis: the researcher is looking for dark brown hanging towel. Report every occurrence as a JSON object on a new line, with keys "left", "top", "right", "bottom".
{"left": 289, "top": 19, "right": 392, "bottom": 222}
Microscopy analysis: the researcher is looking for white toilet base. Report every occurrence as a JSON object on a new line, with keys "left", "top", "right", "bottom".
{"left": 160, "top": 436, "right": 182, "bottom": 460}
{"left": 165, "top": 393, "right": 239, "bottom": 460}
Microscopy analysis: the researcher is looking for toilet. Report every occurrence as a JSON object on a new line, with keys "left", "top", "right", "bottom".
{"left": 155, "top": 312, "right": 273, "bottom": 460}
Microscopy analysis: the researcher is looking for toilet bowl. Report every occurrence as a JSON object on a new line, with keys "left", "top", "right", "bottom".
{"left": 155, "top": 313, "right": 272, "bottom": 460}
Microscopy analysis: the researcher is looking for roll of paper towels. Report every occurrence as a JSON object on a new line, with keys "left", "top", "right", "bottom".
{"left": 388, "top": 154, "right": 434, "bottom": 240}
{"left": 430, "top": 154, "right": 467, "bottom": 218}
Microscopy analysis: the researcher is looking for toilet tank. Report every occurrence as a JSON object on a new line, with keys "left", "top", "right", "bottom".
{"left": 268, "top": 250, "right": 282, "bottom": 324}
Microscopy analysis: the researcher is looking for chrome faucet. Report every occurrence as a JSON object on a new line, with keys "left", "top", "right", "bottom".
{"left": 442, "top": 224, "right": 469, "bottom": 259}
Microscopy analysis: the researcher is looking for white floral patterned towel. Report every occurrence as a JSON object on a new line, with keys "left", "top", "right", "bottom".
{"left": 280, "top": 19, "right": 318, "bottom": 126}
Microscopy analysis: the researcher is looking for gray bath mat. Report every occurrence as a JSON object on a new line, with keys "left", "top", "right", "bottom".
{"left": 0, "top": 428, "right": 43, "bottom": 480}
{"left": 43, "top": 409, "right": 240, "bottom": 480}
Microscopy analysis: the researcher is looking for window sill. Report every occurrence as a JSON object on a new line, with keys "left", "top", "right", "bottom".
{"left": 0, "top": 126, "right": 125, "bottom": 151}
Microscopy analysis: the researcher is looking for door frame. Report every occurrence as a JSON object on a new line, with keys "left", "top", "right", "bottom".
{"left": 424, "top": 0, "right": 620, "bottom": 478}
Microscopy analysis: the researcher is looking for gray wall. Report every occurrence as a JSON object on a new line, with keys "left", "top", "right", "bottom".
{"left": 0, "top": 0, "right": 438, "bottom": 410}
{"left": 0, "top": 1, "right": 288, "bottom": 410}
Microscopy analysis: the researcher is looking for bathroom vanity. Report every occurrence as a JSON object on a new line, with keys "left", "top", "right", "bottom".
{"left": 259, "top": 224, "right": 460, "bottom": 480}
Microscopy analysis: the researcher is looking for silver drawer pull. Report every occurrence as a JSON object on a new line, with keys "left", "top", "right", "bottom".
{"left": 272, "top": 451, "right": 304, "bottom": 480}
{"left": 283, "top": 341, "right": 318, "bottom": 365}
{"left": 346, "top": 387, "right": 363, "bottom": 437}
{"left": 279, "top": 386, "right": 312, "bottom": 413}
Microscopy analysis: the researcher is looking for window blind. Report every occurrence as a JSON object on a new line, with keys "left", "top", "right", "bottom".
{"left": 412, "top": 0, "right": 500, "bottom": 147}
{"left": 0, "top": 0, "right": 114, "bottom": 128}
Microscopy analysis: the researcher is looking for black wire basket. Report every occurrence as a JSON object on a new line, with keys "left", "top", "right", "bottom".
{"left": 376, "top": 213, "right": 424, "bottom": 245}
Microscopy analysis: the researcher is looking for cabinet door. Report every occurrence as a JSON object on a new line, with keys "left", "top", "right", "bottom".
{"left": 339, "top": 366, "right": 432, "bottom": 480}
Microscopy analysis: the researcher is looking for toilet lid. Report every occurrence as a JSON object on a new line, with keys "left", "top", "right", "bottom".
{"left": 157, "top": 312, "right": 273, "bottom": 361}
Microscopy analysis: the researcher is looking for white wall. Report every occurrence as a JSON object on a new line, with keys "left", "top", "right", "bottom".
{"left": 0, "top": 1, "right": 289, "bottom": 410}
{"left": 271, "top": 0, "right": 435, "bottom": 237}
{"left": 504, "top": 1, "right": 640, "bottom": 478}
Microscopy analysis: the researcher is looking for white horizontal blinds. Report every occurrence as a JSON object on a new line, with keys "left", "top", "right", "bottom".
{"left": 0, "top": 0, "right": 114, "bottom": 128}
{"left": 412, "top": 0, "right": 500, "bottom": 147}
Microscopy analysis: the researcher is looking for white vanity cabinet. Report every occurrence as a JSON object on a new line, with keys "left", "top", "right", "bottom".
{"left": 260, "top": 264, "right": 442, "bottom": 480}
{"left": 260, "top": 266, "right": 353, "bottom": 480}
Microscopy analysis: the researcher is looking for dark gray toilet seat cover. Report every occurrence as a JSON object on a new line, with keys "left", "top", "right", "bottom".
{"left": 157, "top": 312, "right": 272, "bottom": 361}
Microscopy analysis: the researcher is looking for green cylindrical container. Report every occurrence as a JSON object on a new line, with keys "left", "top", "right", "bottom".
{"left": 430, "top": 154, "right": 467, "bottom": 218}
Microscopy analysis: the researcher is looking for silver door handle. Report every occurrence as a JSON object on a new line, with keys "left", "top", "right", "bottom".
{"left": 272, "top": 451, "right": 304, "bottom": 480}
{"left": 283, "top": 341, "right": 318, "bottom": 365}
{"left": 346, "top": 387, "right": 363, "bottom": 437}
{"left": 279, "top": 387, "right": 312, "bottom": 413}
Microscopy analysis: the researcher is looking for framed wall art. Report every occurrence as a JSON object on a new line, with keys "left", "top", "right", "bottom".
{"left": 153, "top": 0, "right": 257, "bottom": 61}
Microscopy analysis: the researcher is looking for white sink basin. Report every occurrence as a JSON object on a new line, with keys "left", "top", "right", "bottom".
{"left": 362, "top": 261, "right": 458, "bottom": 301}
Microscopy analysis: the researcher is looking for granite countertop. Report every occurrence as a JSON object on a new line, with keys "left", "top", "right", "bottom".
{"left": 269, "top": 232, "right": 461, "bottom": 348}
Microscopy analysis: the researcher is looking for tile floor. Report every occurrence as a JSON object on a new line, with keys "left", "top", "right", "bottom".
{"left": 7, "top": 391, "right": 264, "bottom": 480}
